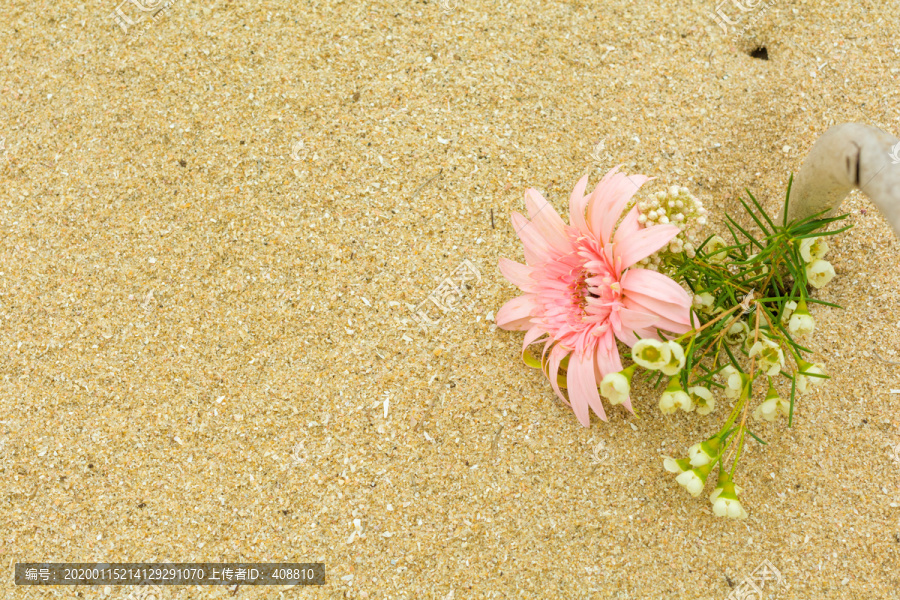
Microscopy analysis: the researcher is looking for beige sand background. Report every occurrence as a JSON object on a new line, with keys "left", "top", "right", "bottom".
{"left": 2, "top": 0, "right": 900, "bottom": 598}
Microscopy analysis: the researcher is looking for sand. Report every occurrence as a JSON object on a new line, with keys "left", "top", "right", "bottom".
{"left": 2, "top": 0, "right": 900, "bottom": 598}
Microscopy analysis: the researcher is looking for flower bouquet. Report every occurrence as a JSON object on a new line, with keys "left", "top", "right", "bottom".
{"left": 497, "top": 166, "right": 849, "bottom": 518}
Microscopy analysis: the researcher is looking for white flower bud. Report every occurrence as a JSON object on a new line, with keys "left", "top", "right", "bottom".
{"left": 724, "top": 320, "right": 749, "bottom": 346}
{"left": 600, "top": 366, "right": 636, "bottom": 406}
{"left": 632, "top": 339, "right": 671, "bottom": 371}
{"left": 799, "top": 237, "right": 829, "bottom": 263}
{"left": 753, "top": 397, "right": 780, "bottom": 422}
{"left": 712, "top": 495, "right": 748, "bottom": 519}
{"left": 661, "top": 341, "right": 686, "bottom": 376}
{"left": 705, "top": 235, "right": 728, "bottom": 264}
{"left": 796, "top": 361, "right": 827, "bottom": 394}
{"left": 676, "top": 469, "right": 707, "bottom": 497}
{"left": 748, "top": 339, "right": 786, "bottom": 376}
{"left": 660, "top": 377, "right": 693, "bottom": 413}
{"left": 663, "top": 456, "right": 690, "bottom": 474}
{"left": 781, "top": 300, "right": 797, "bottom": 326}
{"left": 788, "top": 311, "right": 815, "bottom": 336}
{"left": 806, "top": 260, "right": 836, "bottom": 289}
{"left": 689, "top": 386, "right": 715, "bottom": 415}
{"left": 720, "top": 365, "right": 744, "bottom": 399}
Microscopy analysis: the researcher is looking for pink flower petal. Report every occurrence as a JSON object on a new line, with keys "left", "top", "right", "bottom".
{"left": 622, "top": 291, "right": 691, "bottom": 326}
{"left": 594, "top": 329, "right": 623, "bottom": 376}
{"left": 613, "top": 225, "right": 680, "bottom": 270}
{"left": 510, "top": 212, "right": 555, "bottom": 266}
{"left": 567, "top": 350, "right": 605, "bottom": 425}
{"left": 629, "top": 327, "right": 662, "bottom": 346}
{"left": 652, "top": 316, "right": 693, "bottom": 335}
{"left": 612, "top": 306, "right": 662, "bottom": 346}
{"left": 522, "top": 326, "right": 547, "bottom": 353}
{"left": 613, "top": 205, "right": 643, "bottom": 242}
{"left": 496, "top": 295, "right": 536, "bottom": 330}
{"left": 617, "top": 306, "right": 661, "bottom": 330}
{"left": 547, "top": 343, "right": 571, "bottom": 407}
{"left": 594, "top": 332, "right": 628, "bottom": 412}
{"left": 524, "top": 189, "right": 571, "bottom": 255}
{"left": 621, "top": 268, "right": 693, "bottom": 306}
{"left": 499, "top": 257, "right": 539, "bottom": 293}
{"left": 588, "top": 169, "right": 650, "bottom": 243}
{"left": 568, "top": 175, "right": 591, "bottom": 234}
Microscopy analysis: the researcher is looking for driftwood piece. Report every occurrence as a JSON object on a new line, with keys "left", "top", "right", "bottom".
{"left": 784, "top": 123, "right": 900, "bottom": 236}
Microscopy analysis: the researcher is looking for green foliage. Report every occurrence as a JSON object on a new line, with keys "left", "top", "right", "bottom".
{"left": 642, "top": 175, "right": 850, "bottom": 514}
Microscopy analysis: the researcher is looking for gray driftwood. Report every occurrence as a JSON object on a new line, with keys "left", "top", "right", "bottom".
{"left": 784, "top": 123, "right": 900, "bottom": 236}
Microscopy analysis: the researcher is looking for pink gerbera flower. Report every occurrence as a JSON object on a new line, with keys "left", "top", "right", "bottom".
{"left": 497, "top": 167, "right": 694, "bottom": 426}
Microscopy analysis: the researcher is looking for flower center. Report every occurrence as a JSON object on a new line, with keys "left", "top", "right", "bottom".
{"left": 642, "top": 346, "right": 661, "bottom": 362}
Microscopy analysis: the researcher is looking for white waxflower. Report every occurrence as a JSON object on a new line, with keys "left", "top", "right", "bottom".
{"left": 692, "top": 292, "right": 715, "bottom": 312}
{"left": 632, "top": 339, "right": 671, "bottom": 371}
{"left": 720, "top": 365, "right": 745, "bottom": 399}
{"left": 688, "top": 437, "right": 722, "bottom": 467}
{"left": 710, "top": 485, "right": 749, "bottom": 519}
{"left": 788, "top": 300, "right": 815, "bottom": 336}
{"left": 748, "top": 338, "right": 786, "bottom": 376}
{"left": 661, "top": 341, "right": 686, "bottom": 376}
{"left": 806, "top": 259, "right": 836, "bottom": 289}
{"left": 705, "top": 235, "right": 728, "bottom": 264}
{"left": 662, "top": 456, "right": 691, "bottom": 474}
{"left": 724, "top": 320, "right": 749, "bottom": 346}
{"left": 599, "top": 365, "right": 636, "bottom": 406}
{"left": 753, "top": 377, "right": 791, "bottom": 422}
{"left": 781, "top": 300, "right": 798, "bottom": 326}
{"left": 799, "top": 237, "right": 829, "bottom": 263}
{"left": 659, "top": 378, "right": 693, "bottom": 414}
{"left": 753, "top": 397, "right": 779, "bottom": 422}
{"left": 676, "top": 465, "right": 712, "bottom": 497}
{"left": 688, "top": 386, "right": 715, "bottom": 415}
{"left": 796, "top": 360, "right": 827, "bottom": 394}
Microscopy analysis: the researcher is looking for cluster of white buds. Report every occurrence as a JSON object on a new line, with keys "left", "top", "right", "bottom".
{"left": 635, "top": 186, "right": 708, "bottom": 271}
